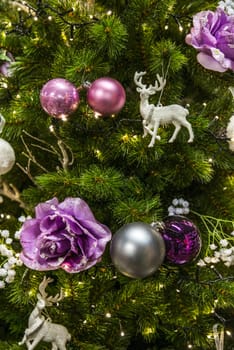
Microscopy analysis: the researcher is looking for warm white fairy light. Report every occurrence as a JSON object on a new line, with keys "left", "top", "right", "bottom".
{"left": 34, "top": 16, "right": 38, "bottom": 21}
{"left": 107, "top": 10, "right": 112, "bottom": 16}
{"left": 94, "top": 112, "right": 101, "bottom": 119}
{"left": 164, "top": 24, "right": 169, "bottom": 30}
{"left": 105, "top": 312, "right": 111, "bottom": 318}
{"left": 48, "top": 16, "right": 52, "bottom": 21}
{"left": 179, "top": 25, "right": 183, "bottom": 32}
{"left": 208, "top": 158, "right": 213, "bottom": 163}
{"left": 120, "top": 331, "right": 125, "bottom": 337}
{"left": 49, "top": 125, "right": 54, "bottom": 133}
{"left": 188, "top": 344, "right": 193, "bottom": 349}
{"left": 226, "top": 330, "right": 232, "bottom": 336}
{"left": 61, "top": 115, "right": 68, "bottom": 121}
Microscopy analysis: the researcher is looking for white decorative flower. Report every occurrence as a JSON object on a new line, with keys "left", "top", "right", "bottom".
{"left": 204, "top": 256, "right": 212, "bottom": 263}
{"left": 5, "top": 237, "right": 13, "bottom": 245}
{"left": 0, "top": 280, "right": 6, "bottom": 288}
{"left": 175, "top": 207, "right": 183, "bottom": 215}
{"left": 209, "top": 243, "right": 217, "bottom": 250}
{"left": 222, "top": 248, "right": 233, "bottom": 256}
{"left": 0, "top": 230, "right": 9, "bottom": 238}
{"left": 183, "top": 208, "right": 190, "bottom": 215}
{"left": 7, "top": 269, "right": 16, "bottom": 277}
{"left": 0, "top": 268, "right": 7, "bottom": 277}
{"left": 18, "top": 215, "right": 26, "bottom": 222}
{"left": 210, "top": 257, "right": 220, "bottom": 264}
{"left": 8, "top": 257, "right": 17, "bottom": 265}
{"left": 172, "top": 199, "right": 179, "bottom": 206}
{"left": 5, "top": 275, "right": 14, "bottom": 283}
{"left": 197, "top": 259, "right": 206, "bottom": 266}
{"left": 214, "top": 251, "right": 221, "bottom": 258}
{"left": 220, "top": 239, "right": 229, "bottom": 247}
{"left": 14, "top": 230, "right": 21, "bottom": 239}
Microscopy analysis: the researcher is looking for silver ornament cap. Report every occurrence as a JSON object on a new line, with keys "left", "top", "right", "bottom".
{"left": 0, "top": 138, "right": 15, "bottom": 175}
{"left": 110, "top": 222, "right": 165, "bottom": 279}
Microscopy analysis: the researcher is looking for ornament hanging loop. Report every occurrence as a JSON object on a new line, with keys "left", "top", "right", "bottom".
{"left": 0, "top": 114, "right": 6, "bottom": 133}
{"left": 213, "top": 323, "right": 224, "bottom": 350}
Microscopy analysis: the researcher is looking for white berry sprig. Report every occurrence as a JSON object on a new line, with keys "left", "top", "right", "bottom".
{"left": 168, "top": 198, "right": 190, "bottom": 216}
{"left": 197, "top": 232, "right": 234, "bottom": 268}
{"left": 0, "top": 215, "right": 30, "bottom": 289}
{"left": 219, "top": 0, "right": 234, "bottom": 15}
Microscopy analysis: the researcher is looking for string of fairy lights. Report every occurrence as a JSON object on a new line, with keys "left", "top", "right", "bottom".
{"left": 2, "top": 0, "right": 100, "bottom": 39}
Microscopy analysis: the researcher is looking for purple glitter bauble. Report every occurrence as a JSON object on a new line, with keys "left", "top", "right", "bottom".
{"left": 160, "top": 216, "right": 201, "bottom": 265}
{"left": 87, "top": 77, "right": 126, "bottom": 115}
{"left": 40, "top": 78, "right": 79, "bottom": 119}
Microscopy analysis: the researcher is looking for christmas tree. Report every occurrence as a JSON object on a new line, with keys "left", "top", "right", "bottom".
{"left": 0, "top": 0, "right": 234, "bottom": 349}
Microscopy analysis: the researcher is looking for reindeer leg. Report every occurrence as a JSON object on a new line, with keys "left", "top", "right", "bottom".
{"left": 169, "top": 122, "right": 181, "bottom": 143}
{"left": 51, "top": 342, "right": 58, "bottom": 350}
{"left": 148, "top": 121, "right": 160, "bottom": 147}
{"left": 180, "top": 120, "right": 194, "bottom": 143}
{"left": 27, "top": 333, "right": 44, "bottom": 350}
{"left": 142, "top": 120, "right": 149, "bottom": 138}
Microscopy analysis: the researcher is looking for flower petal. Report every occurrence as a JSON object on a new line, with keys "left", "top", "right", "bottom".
{"left": 197, "top": 52, "right": 227, "bottom": 72}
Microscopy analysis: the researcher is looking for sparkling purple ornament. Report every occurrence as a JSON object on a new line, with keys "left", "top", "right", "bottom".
{"left": 87, "top": 77, "right": 126, "bottom": 115}
{"left": 160, "top": 216, "right": 201, "bottom": 265}
{"left": 40, "top": 78, "right": 80, "bottom": 119}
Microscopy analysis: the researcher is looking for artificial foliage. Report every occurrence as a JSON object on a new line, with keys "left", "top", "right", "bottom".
{"left": 0, "top": 0, "right": 233, "bottom": 349}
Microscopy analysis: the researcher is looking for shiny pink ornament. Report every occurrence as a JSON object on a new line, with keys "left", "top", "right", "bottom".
{"left": 40, "top": 78, "right": 79, "bottom": 119}
{"left": 87, "top": 77, "right": 126, "bottom": 115}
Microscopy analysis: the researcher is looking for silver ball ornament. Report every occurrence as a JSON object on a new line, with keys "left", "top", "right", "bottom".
{"left": 110, "top": 222, "right": 165, "bottom": 279}
{"left": 0, "top": 138, "right": 15, "bottom": 175}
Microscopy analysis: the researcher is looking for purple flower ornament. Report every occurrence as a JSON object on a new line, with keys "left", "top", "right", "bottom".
{"left": 185, "top": 8, "right": 234, "bottom": 72}
{"left": 20, "top": 197, "right": 112, "bottom": 273}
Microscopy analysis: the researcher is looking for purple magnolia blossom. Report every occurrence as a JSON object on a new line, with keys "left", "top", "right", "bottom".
{"left": 20, "top": 197, "right": 112, "bottom": 273}
{"left": 185, "top": 9, "right": 234, "bottom": 72}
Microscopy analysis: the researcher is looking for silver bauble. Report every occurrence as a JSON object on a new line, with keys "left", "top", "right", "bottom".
{"left": 110, "top": 222, "right": 165, "bottom": 279}
{"left": 0, "top": 138, "right": 15, "bottom": 175}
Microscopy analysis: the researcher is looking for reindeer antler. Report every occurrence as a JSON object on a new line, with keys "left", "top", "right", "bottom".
{"left": 134, "top": 71, "right": 147, "bottom": 89}
{"left": 134, "top": 71, "right": 166, "bottom": 94}
{"left": 149, "top": 74, "right": 166, "bottom": 92}
{"left": 38, "top": 276, "right": 64, "bottom": 306}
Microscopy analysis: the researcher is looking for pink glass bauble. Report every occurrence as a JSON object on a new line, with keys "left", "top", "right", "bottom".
{"left": 40, "top": 78, "right": 79, "bottom": 119}
{"left": 87, "top": 77, "right": 126, "bottom": 115}
{"left": 160, "top": 216, "right": 201, "bottom": 265}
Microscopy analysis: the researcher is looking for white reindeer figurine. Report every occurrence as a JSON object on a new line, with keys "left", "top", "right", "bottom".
{"left": 134, "top": 71, "right": 194, "bottom": 147}
{"left": 19, "top": 276, "right": 71, "bottom": 350}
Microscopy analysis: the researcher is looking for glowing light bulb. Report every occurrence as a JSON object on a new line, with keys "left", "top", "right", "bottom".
{"left": 105, "top": 312, "right": 111, "bottom": 318}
